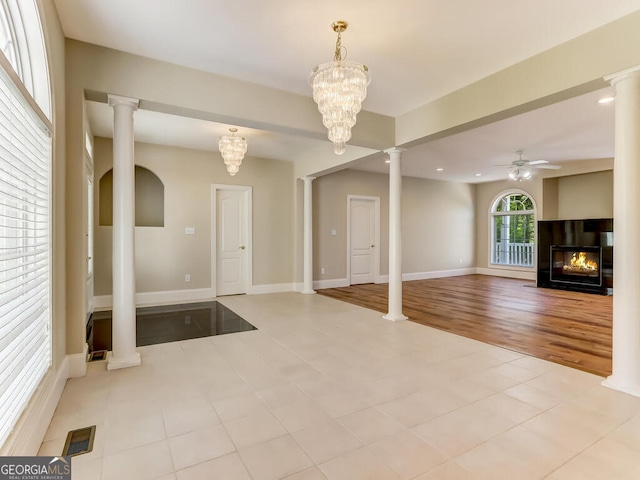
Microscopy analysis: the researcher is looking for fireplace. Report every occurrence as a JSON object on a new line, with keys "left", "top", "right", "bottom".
{"left": 550, "top": 246, "right": 602, "bottom": 287}
{"left": 538, "top": 219, "right": 612, "bottom": 295}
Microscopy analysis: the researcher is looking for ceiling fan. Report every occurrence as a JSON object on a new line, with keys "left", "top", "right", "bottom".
{"left": 503, "top": 150, "right": 561, "bottom": 181}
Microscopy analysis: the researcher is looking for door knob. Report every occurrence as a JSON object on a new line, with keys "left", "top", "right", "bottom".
{"left": 370, "top": 244, "right": 375, "bottom": 248}
{"left": 240, "top": 245, "right": 246, "bottom": 250}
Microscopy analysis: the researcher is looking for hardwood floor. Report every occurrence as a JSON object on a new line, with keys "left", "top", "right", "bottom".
{"left": 317, "top": 275, "right": 613, "bottom": 377}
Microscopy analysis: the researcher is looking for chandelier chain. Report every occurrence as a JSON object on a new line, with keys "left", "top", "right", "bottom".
{"left": 334, "top": 31, "right": 342, "bottom": 62}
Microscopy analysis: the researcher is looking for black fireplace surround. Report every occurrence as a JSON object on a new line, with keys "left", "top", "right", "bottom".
{"left": 537, "top": 219, "right": 613, "bottom": 295}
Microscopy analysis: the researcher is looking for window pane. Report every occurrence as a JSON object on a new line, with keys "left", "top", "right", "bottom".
{"left": 0, "top": 2, "right": 19, "bottom": 75}
{"left": 492, "top": 193, "right": 535, "bottom": 267}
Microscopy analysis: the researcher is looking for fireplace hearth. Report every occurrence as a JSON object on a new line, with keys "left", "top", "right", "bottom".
{"left": 538, "top": 219, "right": 612, "bottom": 295}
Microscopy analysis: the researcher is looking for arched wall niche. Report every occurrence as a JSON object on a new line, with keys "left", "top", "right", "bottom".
{"left": 99, "top": 165, "right": 165, "bottom": 227}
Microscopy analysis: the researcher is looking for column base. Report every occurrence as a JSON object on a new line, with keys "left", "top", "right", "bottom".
{"left": 383, "top": 313, "right": 408, "bottom": 322}
{"left": 301, "top": 289, "right": 317, "bottom": 295}
{"left": 602, "top": 375, "right": 640, "bottom": 398}
{"left": 107, "top": 351, "right": 141, "bottom": 371}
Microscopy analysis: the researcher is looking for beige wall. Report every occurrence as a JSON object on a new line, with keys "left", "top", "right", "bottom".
{"left": 402, "top": 176, "right": 476, "bottom": 272}
{"left": 313, "top": 170, "right": 476, "bottom": 281}
{"left": 557, "top": 170, "right": 613, "bottom": 219}
{"left": 314, "top": 170, "right": 390, "bottom": 281}
{"left": 93, "top": 138, "right": 294, "bottom": 295}
{"left": 542, "top": 178, "right": 559, "bottom": 220}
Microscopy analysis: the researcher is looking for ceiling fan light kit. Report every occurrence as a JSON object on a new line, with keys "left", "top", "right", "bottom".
{"left": 509, "top": 165, "right": 532, "bottom": 181}
{"left": 506, "top": 150, "right": 561, "bottom": 181}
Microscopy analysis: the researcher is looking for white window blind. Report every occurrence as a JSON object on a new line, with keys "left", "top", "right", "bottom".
{"left": 0, "top": 61, "right": 51, "bottom": 446}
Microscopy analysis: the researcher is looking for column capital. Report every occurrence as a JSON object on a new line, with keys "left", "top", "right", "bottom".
{"left": 108, "top": 94, "right": 140, "bottom": 110}
{"left": 604, "top": 65, "right": 640, "bottom": 86}
{"left": 384, "top": 148, "right": 407, "bottom": 163}
{"left": 301, "top": 176, "right": 316, "bottom": 183}
{"left": 384, "top": 147, "right": 407, "bottom": 155}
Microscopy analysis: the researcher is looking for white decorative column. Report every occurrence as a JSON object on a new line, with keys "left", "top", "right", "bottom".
{"left": 107, "top": 94, "right": 141, "bottom": 370}
{"left": 383, "top": 148, "right": 407, "bottom": 321}
{"left": 603, "top": 66, "right": 640, "bottom": 397}
{"left": 302, "top": 176, "right": 316, "bottom": 294}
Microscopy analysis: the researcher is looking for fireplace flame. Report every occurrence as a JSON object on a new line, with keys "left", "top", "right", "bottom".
{"left": 563, "top": 251, "right": 598, "bottom": 273}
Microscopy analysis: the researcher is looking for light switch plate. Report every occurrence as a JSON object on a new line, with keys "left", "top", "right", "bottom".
{"left": 185, "top": 227, "right": 196, "bottom": 235}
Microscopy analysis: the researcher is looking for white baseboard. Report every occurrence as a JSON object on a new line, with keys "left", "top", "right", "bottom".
{"left": 402, "top": 267, "right": 477, "bottom": 281}
{"left": 0, "top": 357, "right": 69, "bottom": 456}
{"left": 248, "top": 283, "right": 296, "bottom": 295}
{"left": 313, "top": 278, "right": 349, "bottom": 289}
{"left": 93, "top": 268, "right": 530, "bottom": 307}
{"left": 94, "top": 284, "right": 302, "bottom": 309}
{"left": 476, "top": 267, "right": 536, "bottom": 281}
{"left": 68, "top": 343, "right": 88, "bottom": 379}
{"left": 94, "top": 287, "right": 216, "bottom": 310}
{"left": 310, "top": 268, "right": 477, "bottom": 289}
{"left": 376, "top": 268, "right": 476, "bottom": 284}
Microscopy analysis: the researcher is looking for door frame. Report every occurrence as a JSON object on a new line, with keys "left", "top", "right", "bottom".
{"left": 346, "top": 195, "right": 381, "bottom": 285}
{"left": 84, "top": 147, "right": 94, "bottom": 316}
{"left": 211, "top": 184, "right": 253, "bottom": 297}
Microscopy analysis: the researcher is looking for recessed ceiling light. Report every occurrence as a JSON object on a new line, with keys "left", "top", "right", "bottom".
{"left": 436, "top": 168, "right": 444, "bottom": 172}
{"left": 475, "top": 173, "right": 482, "bottom": 177}
{"left": 598, "top": 96, "right": 615, "bottom": 104}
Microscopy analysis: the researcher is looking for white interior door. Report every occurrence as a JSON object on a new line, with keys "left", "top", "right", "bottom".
{"left": 349, "top": 197, "right": 378, "bottom": 285}
{"left": 216, "top": 188, "right": 249, "bottom": 296}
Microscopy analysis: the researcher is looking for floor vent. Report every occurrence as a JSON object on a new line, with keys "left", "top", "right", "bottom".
{"left": 62, "top": 426, "right": 96, "bottom": 457}
{"left": 88, "top": 350, "right": 107, "bottom": 362}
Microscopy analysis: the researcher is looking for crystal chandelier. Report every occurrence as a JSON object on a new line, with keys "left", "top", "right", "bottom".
{"left": 218, "top": 128, "right": 247, "bottom": 176}
{"left": 309, "top": 20, "right": 371, "bottom": 155}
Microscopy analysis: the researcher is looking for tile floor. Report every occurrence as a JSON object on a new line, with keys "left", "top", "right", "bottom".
{"left": 40, "top": 292, "right": 640, "bottom": 479}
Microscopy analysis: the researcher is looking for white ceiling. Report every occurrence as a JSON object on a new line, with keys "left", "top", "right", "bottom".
{"left": 58, "top": 0, "right": 640, "bottom": 182}
{"left": 353, "top": 87, "right": 616, "bottom": 182}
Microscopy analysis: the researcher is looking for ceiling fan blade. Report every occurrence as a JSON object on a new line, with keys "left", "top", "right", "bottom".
{"left": 534, "top": 164, "right": 561, "bottom": 170}
{"left": 528, "top": 160, "right": 549, "bottom": 165}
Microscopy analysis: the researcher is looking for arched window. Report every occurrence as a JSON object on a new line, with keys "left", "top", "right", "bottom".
{"left": 491, "top": 192, "right": 536, "bottom": 267}
{"left": 0, "top": 0, "right": 52, "bottom": 447}
{"left": 0, "top": 0, "right": 50, "bottom": 118}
